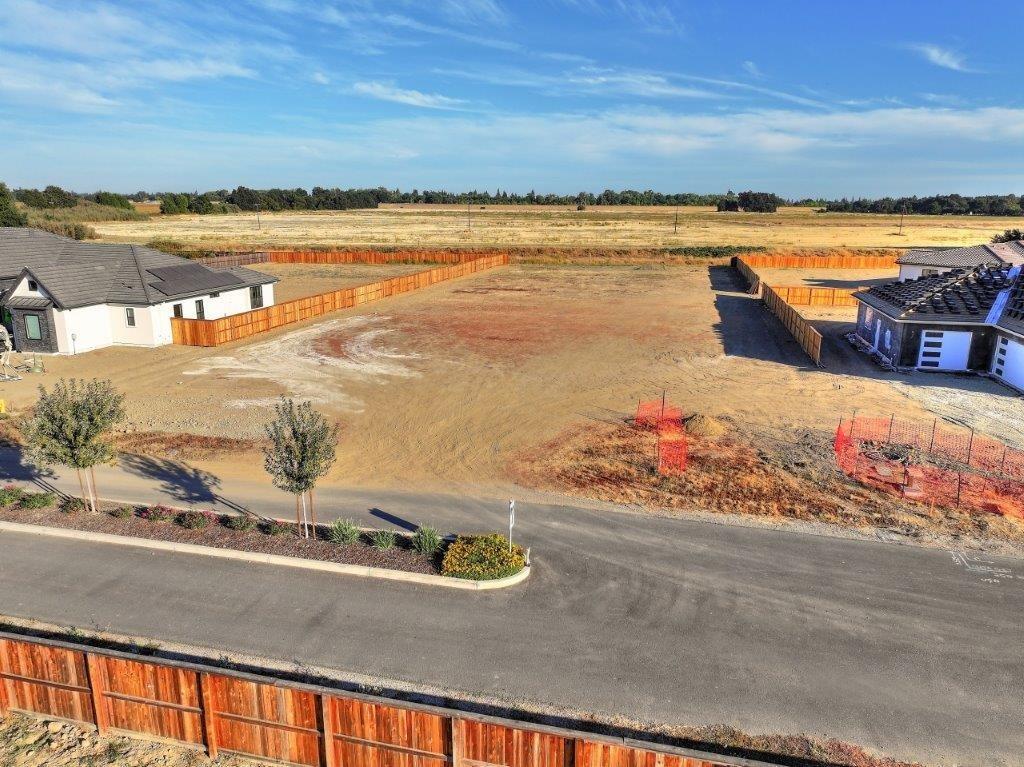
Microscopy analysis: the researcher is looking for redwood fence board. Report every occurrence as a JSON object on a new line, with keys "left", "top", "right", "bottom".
{"left": 767, "top": 286, "right": 860, "bottom": 307}
{"left": 737, "top": 254, "right": 899, "bottom": 270}
{"left": 0, "top": 632, "right": 784, "bottom": 767}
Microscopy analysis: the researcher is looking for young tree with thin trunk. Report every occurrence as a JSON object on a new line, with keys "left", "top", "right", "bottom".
{"left": 24, "top": 379, "right": 126, "bottom": 512}
{"left": 262, "top": 398, "right": 339, "bottom": 539}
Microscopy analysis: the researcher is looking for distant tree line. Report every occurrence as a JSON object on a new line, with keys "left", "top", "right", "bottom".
{"left": 716, "top": 190, "right": 785, "bottom": 213}
{"left": 14, "top": 185, "right": 134, "bottom": 211}
{"left": 824, "top": 194, "right": 1024, "bottom": 216}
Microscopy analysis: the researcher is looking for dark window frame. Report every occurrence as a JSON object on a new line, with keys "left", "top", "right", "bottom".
{"left": 172, "top": 303, "right": 183, "bottom": 318}
{"left": 249, "top": 284, "right": 264, "bottom": 309}
{"left": 125, "top": 307, "right": 136, "bottom": 327}
{"left": 195, "top": 299, "right": 205, "bottom": 320}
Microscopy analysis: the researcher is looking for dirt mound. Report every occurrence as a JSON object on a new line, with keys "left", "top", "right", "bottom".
{"left": 683, "top": 413, "right": 727, "bottom": 439}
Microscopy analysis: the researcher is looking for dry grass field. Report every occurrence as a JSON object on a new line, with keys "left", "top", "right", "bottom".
{"left": 90, "top": 205, "right": 1020, "bottom": 250}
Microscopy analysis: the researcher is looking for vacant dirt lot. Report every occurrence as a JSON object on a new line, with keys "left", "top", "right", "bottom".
{"left": 90, "top": 205, "right": 1021, "bottom": 250}
{"left": 254, "top": 262, "right": 428, "bottom": 302}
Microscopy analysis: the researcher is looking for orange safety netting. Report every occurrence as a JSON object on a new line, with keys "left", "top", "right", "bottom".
{"left": 835, "top": 416, "right": 1024, "bottom": 519}
{"left": 636, "top": 398, "right": 688, "bottom": 473}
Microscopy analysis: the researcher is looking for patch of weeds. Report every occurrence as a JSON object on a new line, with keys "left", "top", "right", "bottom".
{"left": 412, "top": 525, "right": 443, "bottom": 556}
{"left": 263, "top": 519, "right": 292, "bottom": 536}
{"left": 105, "top": 737, "right": 131, "bottom": 762}
{"left": 370, "top": 529, "right": 397, "bottom": 549}
{"left": 327, "top": 518, "right": 361, "bottom": 545}
{"left": 18, "top": 491, "right": 55, "bottom": 509}
{"left": 223, "top": 514, "right": 257, "bottom": 532}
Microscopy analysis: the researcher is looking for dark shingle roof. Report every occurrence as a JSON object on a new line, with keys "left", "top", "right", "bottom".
{"left": 0, "top": 228, "right": 276, "bottom": 309}
{"left": 897, "top": 242, "right": 1024, "bottom": 268}
{"left": 998, "top": 268, "right": 1024, "bottom": 337}
{"left": 855, "top": 266, "right": 1016, "bottom": 324}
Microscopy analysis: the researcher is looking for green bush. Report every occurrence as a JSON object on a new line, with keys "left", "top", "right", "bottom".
{"left": 327, "top": 518, "right": 361, "bottom": 545}
{"left": 18, "top": 491, "right": 55, "bottom": 510}
{"left": 441, "top": 534, "right": 525, "bottom": 580}
{"left": 60, "top": 496, "right": 88, "bottom": 514}
{"left": 370, "top": 529, "right": 397, "bottom": 549}
{"left": 223, "top": 514, "right": 257, "bottom": 532}
{"left": 177, "top": 510, "right": 214, "bottom": 530}
{"left": 109, "top": 505, "right": 134, "bottom": 519}
{"left": 0, "top": 485, "right": 25, "bottom": 506}
{"left": 412, "top": 526, "right": 443, "bottom": 556}
{"left": 263, "top": 519, "right": 292, "bottom": 536}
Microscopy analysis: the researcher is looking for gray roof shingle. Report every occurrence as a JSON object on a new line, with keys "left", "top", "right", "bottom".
{"left": 897, "top": 242, "right": 1024, "bottom": 268}
{"left": 0, "top": 228, "right": 276, "bottom": 309}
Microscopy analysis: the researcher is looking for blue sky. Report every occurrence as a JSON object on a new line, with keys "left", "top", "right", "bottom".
{"left": 1, "top": 0, "right": 1023, "bottom": 197}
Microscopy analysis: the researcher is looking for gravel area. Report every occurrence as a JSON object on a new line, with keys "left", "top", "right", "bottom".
{"left": 0, "top": 501, "right": 439, "bottom": 574}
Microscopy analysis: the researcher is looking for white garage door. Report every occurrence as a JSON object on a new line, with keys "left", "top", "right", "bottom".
{"left": 917, "top": 330, "right": 973, "bottom": 371}
{"left": 991, "top": 335, "right": 1024, "bottom": 392}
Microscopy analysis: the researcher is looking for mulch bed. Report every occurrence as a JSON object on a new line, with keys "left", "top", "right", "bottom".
{"left": 0, "top": 501, "right": 440, "bottom": 575}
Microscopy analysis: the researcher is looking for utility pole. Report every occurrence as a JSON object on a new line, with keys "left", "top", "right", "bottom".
{"left": 673, "top": 208, "right": 679, "bottom": 234}
{"left": 898, "top": 204, "right": 905, "bottom": 237}
{"left": 467, "top": 202, "right": 471, "bottom": 231}
{"left": 256, "top": 204, "right": 262, "bottom": 231}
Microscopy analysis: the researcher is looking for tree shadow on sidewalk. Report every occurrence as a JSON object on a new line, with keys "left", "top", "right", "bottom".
{"left": 118, "top": 454, "right": 251, "bottom": 515}
{"left": 0, "top": 445, "right": 63, "bottom": 495}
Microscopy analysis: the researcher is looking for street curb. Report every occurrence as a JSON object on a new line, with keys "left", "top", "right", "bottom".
{"left": 0, "top": 521, "right": 531, "bottom": 591}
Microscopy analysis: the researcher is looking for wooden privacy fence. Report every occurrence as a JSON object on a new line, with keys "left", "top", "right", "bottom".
{"left": 267, "top": 250, "right": 506, "bottom": 265}
{"left": 172, "top": 253, "right": 509, "bottom": 347}
{"left": 736, "top": 253, "right": 899, "bottom": 270}
{"left": 0, "top": 632, "right": 772, "bottom": 767}
{"left": 733, "top": 257, "right": 762, "bottom": 293}
{"left": 761, "top": 285, "right": 823, "bottom": 365}
{"left": 766, "top": 286, "right": 859, "bottom": 308}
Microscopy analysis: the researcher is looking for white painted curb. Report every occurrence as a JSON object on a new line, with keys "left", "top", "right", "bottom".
{"left": 0, "top": 521, "right": 531, "bottom": 591}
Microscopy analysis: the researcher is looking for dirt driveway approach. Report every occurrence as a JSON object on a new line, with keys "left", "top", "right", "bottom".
{"left": 0, "top": 261, "right": 1017, "bottom": 498}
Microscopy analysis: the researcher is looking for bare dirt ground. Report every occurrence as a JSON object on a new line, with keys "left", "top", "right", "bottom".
{"left": 253, "top": 262, "right": 428, "bottom": 302}
{"left": 90, "top": 206, "right": 1020, "bottom": 250}
{"left": 0, "top": 260, "right": 1019, "bottom": 546}
{"left": 754, "top": 266, "right": 899, "bottom": 289}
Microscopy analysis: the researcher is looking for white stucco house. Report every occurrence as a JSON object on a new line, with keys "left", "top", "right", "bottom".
{"left": 896, "top": 242, "right": 1024, "bottom": 281}
{"left": 0, "top": 228, "right": 277, "bottom": 354}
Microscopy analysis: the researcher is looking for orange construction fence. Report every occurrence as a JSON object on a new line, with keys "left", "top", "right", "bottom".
{"left": 835, "top": 415, "right": 1024, "bottom": 519}
{"left": 636, "top": 398, "right": 687, "bottom": 474}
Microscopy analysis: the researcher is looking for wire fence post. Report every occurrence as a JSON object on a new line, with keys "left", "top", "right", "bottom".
{"left": 929, "top": 419, "right": 937, "bottom": 453}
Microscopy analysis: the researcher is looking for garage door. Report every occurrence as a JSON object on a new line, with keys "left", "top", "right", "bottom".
{"left": 992, "top": 335, "right": 1024, "bottom": 392}
{"left": 917, "top": 330, "right": 973, "bottom": 371}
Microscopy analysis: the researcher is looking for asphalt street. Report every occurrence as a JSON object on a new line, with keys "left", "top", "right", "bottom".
{"left": 0, "top": 452, "right": 1021, "bottom": 766}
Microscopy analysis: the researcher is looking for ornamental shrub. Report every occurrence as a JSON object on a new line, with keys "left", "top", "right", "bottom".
{"left": 0, "top": 485, "right": 25, "bottom": 506}
{"left": 370, "top": 529, "right": 397, "bottom": 549}
{"left": 139, "top": 504, "right": 174, "bottom": 522}
{"left": 412, "top": 525, "right": 443, "bottom": 556}
{"left": 109, "top": 505, "right": 134, "bottom": 519}
{"left": 60, "top": 496, "right": 89, "bottom": 514}
{"left": 441, "top": 534, "right": 525, "bottom": 580}
{"left": 327, "top": 518, "right": 361, "bottom": 545}
{"left": 223, "top": 514, "right": 257, "bottom": 532}
{"left": 263, "top": 519, "right": 292, "bottom": 536}
{"left": 177, "top": 510, "right": 215, "bottom": 530}
{"left": 18, "top": 491, "right": 55, "bottom": 509}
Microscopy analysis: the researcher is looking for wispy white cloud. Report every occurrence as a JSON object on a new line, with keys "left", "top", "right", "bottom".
{"left": 353, "top": 81, "right": 469, "bottom": 110}
{"left": 557, "top": 0, "right": 683, "bottom": 35}
{"left": 907, "top": 43, "right": 975, "bottom": 72}
{"left": 742, "top": 61, "right": 763, "bottom": 79}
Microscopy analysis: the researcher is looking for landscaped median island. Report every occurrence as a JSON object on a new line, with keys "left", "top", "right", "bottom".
{"left": 0, "top": 486, "right": 529, "bottom": 585}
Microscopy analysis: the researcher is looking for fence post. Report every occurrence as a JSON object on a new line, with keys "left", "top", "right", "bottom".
{"left": 886, "top": 414, "right": 895, "bottom": 443}
{"left": 956, "top": 472, "right": 963, "bottom": 508}
{"left": 929, "top": 419, "right": 937, "bottom": 453}
{"left": 966, "top": 429, "right": 975, "bottom": 468}
{"left": 0, "top": 646, "right": 9, "bottom": 717}
{"left": 83, "top": 654, "right": 108, "bottom": 735}
{"left": 318, "top": 694, "right": 338, "bottom": 767}
{"left": 197, "top": 673, "right": 219, "bottom": 759}
{"left": 573, "top": 738, "right": 586, "bottom": 767}
{"left": 450, "top": 717, "right": 465, "bottom": 767}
